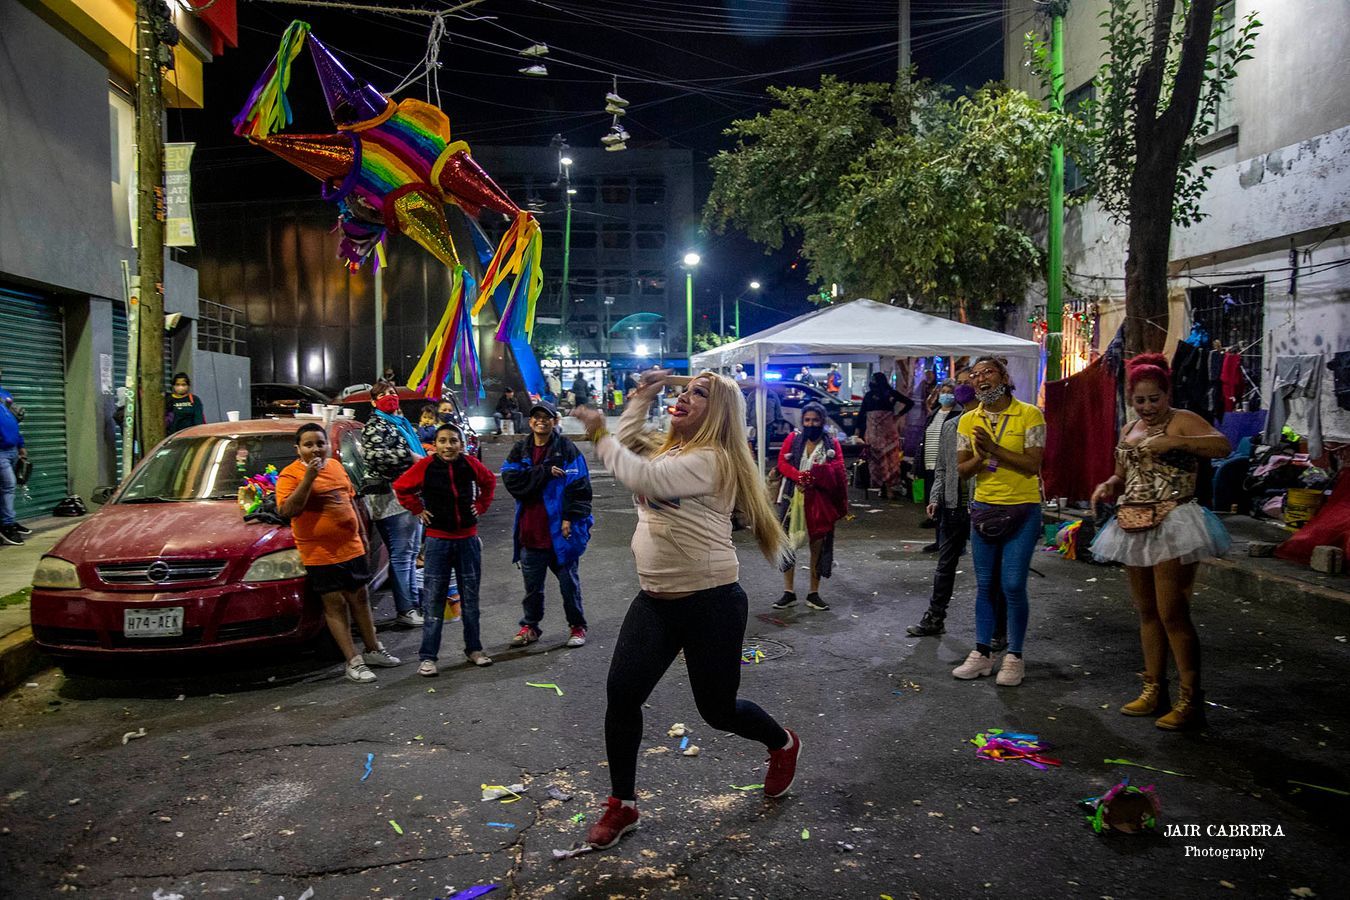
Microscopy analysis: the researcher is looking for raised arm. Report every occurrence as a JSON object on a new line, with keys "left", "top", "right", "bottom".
{"left": 595, "top": 438, "right": 720, "bottom": 501}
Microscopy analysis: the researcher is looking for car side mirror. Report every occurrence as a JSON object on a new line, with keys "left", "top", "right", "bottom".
{"left": 91, "top": 485, "right": 116, "bottom": 505}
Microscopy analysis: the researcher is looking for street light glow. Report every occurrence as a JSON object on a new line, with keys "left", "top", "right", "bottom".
{"left": 683, "top": 252, "right": 701, "bottom": 267}
{"left": 635, "top": 343, "right": 649, "bottom": 356}
{"left": 560, "top": 155, "right": 573, "bottom": 167}
{"left": 749, "top": 280, "right": 761, "bottom": 290}
{"left": 567, "top": 187, "right": 577, "bottom": 195}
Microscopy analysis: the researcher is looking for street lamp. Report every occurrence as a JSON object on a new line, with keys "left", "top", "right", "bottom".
{"left": 552, "top": 135, "right": 574, "bottom": 340}
{"left": 682, "top": 252, "right": 701, "bottom": 372}
{"left": 734, "top": 279, "right": 761, "bottom": 339}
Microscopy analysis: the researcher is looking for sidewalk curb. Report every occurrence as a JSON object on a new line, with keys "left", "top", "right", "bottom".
{"left": 0, "top": 625, "right": 45, "bottom": 697}
{"left": 1199, "top": 557, "right": 1350, "bottom": 628}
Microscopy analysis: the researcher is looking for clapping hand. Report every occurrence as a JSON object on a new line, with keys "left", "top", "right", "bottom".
{"left": 973, "top": 428, "right": 999, "bottom": 458}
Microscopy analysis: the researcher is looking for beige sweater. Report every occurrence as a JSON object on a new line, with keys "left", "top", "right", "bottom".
{"left": 594, "top": 403, "right": 738, "bottom": 593}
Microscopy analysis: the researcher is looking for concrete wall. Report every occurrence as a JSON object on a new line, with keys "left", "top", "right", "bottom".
{"left": 191, "top": 350, "right": 250, "bottom": 423}
{"left": 0, "top": 1, "right": 126, "bottom": 300}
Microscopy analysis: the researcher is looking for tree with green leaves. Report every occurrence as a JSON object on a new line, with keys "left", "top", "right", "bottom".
{"left": 1070, "top": 0, "right": 1259, "bottom": 353}
{"left": 705, "top": 76, "right": 1081, "bottom": 313}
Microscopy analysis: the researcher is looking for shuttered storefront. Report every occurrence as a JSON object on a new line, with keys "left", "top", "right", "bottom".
{"left": 0, "top": 288, "right": 68, "bottom": 519}
{"left": 112, "top": 302, "right": 128, "bottom": 480}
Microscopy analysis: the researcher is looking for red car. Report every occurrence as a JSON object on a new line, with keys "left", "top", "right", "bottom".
{"left": 29, "top": 418, "right": 388, "bottom": 657}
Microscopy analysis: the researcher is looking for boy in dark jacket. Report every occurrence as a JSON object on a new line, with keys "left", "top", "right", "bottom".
{"left": 501, "top": 401, "right": 594, "bottom": 648}
{"left": 394, "top": 423, "right": 496, "bottom": 674}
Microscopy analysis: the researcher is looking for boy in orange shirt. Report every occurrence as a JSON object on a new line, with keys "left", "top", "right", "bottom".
{"left": 277, "top": 423, "right": 402, "bottom": 683}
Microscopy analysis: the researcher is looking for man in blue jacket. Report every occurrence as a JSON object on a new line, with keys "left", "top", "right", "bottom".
{"left": 0, "top": 369, "right": 30, "bottom": 546}
{"left": 501, "top": 400, "right": 594, "bottom": 648}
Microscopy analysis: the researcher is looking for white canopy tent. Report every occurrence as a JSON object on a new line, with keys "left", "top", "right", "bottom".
{"left": 690, "top": 299, "right": 1041, "bottom": 473}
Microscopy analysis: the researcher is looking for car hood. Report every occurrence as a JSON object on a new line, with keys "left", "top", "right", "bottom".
{"left": 51, "top": 501, "right": 290, "bottom": 564}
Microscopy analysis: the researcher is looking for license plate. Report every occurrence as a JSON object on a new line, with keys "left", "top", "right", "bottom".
{"left": 123, "top": 607, "right": 185, "bottom": 637}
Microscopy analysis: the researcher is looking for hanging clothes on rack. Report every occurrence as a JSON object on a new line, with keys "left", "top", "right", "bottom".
{"left": 1220, "top": 352, "right": 1244, "bottom": 413}
{"left": 1264, "top": 354, "right": 1325, "bottom": 459}
{"left": 1328, "top": 351, "right": 1350, "bottom": 412}
{"left": 1170, "top": 341, "right": 1215, "bottom": 422}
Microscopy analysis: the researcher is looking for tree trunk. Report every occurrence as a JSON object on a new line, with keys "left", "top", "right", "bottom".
{"left": 1121, "top": 0, "right": 1218, "bottom": 357}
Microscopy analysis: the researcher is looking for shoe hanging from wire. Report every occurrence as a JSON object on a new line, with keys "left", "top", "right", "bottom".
{"left": 518, "top": 43, "right": 548, "bottom": 58}
{"left": 519, "top": 63, "right": 549, "bottom": 76}
{"left": 601, "top": 76, "right": 628, "bottom": 151}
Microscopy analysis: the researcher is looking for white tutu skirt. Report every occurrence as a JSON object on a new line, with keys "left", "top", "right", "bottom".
{"left": 1090, "top": 502, "right": 1231, "bottom": 567}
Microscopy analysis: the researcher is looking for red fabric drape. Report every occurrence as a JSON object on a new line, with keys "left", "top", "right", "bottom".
{"left": 1042, "top": 356, "right": 1118, "bottom": 503}
{"left": 1275, "top": 470, "right": 1350, "bottom": 565}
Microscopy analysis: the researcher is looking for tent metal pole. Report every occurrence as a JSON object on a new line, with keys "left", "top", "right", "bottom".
{"left": 756, "top": 345, "right": 767, "bottom": 476}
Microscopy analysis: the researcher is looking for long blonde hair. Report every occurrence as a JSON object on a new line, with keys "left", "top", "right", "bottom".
{"left": 653, "top": 372, "right": 787, "bottom": 563}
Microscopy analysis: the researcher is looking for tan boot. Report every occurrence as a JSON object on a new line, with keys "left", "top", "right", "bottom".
{"left": 1156, "top": 686, "right": 1206, "bottom": 731}
{"left": 1119, "top": 674, "right": 1169, "bottom": 717}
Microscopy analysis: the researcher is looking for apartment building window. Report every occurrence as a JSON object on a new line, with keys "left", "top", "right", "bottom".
{"left": 1064, "top": 80, "right": 1094, "bottom": 195}
{"left": 567, "top": 225, "right": 597, "bottom": 249}
{"left": 601, "top": 178, "right": 631, "bottom": 205}
{"left": 1208, "top": 1, "right": 1237, "bottom": 134}
{"left": 570, "top": 179, "right": 597, "bottom": 203}
{"left": 635, "top": 225, "right": 666, "bottom": 250}
{"left": 635, "top": 178, "right": 665, "bottom": 205}
{"left": 601, "top": 224, "right": 631, "bottom": 250}
{"left": 602, "top": 270, "right": 632, "bottom": 295}
{"left": 638, "top": 271, "right": 667, "bottom": 296}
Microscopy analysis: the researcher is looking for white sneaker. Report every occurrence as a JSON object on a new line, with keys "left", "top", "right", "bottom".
{"left": 518, "top": 43, "right": 549, "bottom": 58}
{"left": 363, "top": 646, "right": 402, "bottom": 667}
{"left": 604, "top": 103, "right": 627, "bottom": 117}
{"left": 346, "top": 657, "right": 377, "bottom": 683}
{"left": 604, "top": 143, "right": 627, "bottom": 152}
{"left": 565, "top": 627, "right": 587, "bottom": 648}
{"left": 951, "top": 650, "right": 994, "bottom": 680}
{"left": 605, "top": 91, "right": 629, "bottom": 107}
{"left": 996, "top": 655, "right": 1025, "bottom": 686}
{"left": 417, "top": 660, "right": 438, "bottom": 677}
{"left": 467, "top": 650, "right": 493, "bottom": 667}
{"left": 396, "top": 610, "right": 424, "bottom": 627}
{"left": 519, "top": 64, "right": 549, "bottom": 76}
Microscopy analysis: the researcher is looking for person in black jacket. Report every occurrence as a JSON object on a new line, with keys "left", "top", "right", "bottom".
{"left": 494, "top": 387, "right": 524, "bottom": 434}
{"left": 501, "top": 400, "right": 595, "bottom": 648}
{"left": 165, "top": 373, "right": 206, "bottom": 434}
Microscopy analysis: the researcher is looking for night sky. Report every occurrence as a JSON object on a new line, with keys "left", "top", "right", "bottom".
{"left": 176, "top": 0, "right": 1010, "bottom": 335}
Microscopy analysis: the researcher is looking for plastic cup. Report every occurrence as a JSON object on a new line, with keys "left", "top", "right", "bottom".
{"left": 226, "top": 410, "right": 241, "bottom": 422}
{"left": 342, "top": 407, "right": 355, "bottom": 417}
{"left": 311, "top": 403, "right": 324, "bottom": 415}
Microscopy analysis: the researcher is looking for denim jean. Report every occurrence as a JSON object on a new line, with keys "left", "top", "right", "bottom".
{"left": 0, "top": 448, "right": 17, "bottom": 527}
{"left": 928, "top": 504, "right": 1007, "bottom": 639}
{"left": 420, "top": 536, "right": 482, "bottom": 661}
{"left": 969, "top": 502, "right": 1041, "bottom": 655}
{"left": 519, "top": 546, "right": 585, "bottom": 631}
{"left": 375, "top": 511, "right": 422, "bottom": 615}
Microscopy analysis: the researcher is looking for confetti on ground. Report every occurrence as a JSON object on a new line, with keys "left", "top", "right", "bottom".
{"left": 680, "top": 736, "right": 690, "bottom": 750}
{"left": 389, "top": 820, "right": 404, "bottom": 835}
{"left": 801, "top": 828, "right": 811, "bottom": 840}
{"left": 731, "top": 784, "right": 765, "bottom": 791}
{"left": 570, "top": 812, "right": 586, "bottom": 823}
{"left": 547, "top": 786, "right": 574, "bottom": 802}
{"left": 486, "top": 822, "right": 515, "bottom": 829}
{"left": 481, "top": 784, "right": 526, "bottom": 803}
{"left": 441, "top": 886, "right": 499, "bottom": 900}
{"left": 552, "top": 843, "right": 595, "bottom": 859}
{"left": 740, "top": 648, "right": 766, "bottom": 665}
{"left": 1288, "top": 780, "right": 1350, "bottom": 796}
{"left": 121, "top": 728, "right": 148, "bottom": 745}
{"left": 971, "top": 729, "right": 1060, "bottom": 769}
{"left": 1104, "top": 758, "right": 1192, "bottom": 778}
{"left": 361, "top": 752, "right": 374, "bottom": 782}
{"left": 526, "top": 682, "right": 564, "bottom": 696}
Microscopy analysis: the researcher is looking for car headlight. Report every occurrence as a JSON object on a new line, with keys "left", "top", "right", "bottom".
{"left": 242, "top": 549, "right": 307, "bottom": 583}
{"left": 33, "top": 557, "right": 81, "bottom": 590}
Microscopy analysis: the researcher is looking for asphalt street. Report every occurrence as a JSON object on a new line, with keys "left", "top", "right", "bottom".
{"left": 1, "top": 443, "right": 1347, "bottom": 899}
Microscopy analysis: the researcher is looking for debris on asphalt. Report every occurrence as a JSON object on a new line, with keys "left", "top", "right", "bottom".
{"left": 24, "top": 683, "right": 38, "bottom": 689}
{"left": 667, "top": 723, "right": 688, "bottom": 737}
{"left": 1080, "top": 778, "right": 1161, "bottom": 834}
{"left": 740, "top": 648, "right": 765, "bottom": 665}
{"left": 296, "top": 888, "right": 315, "bottom": 900}
{"left": 552, "top": 843, "right": 595, "bottom": 859}
{"left": 570, "top": 812, "right": 585, "bottom": 823}
{"left": 835, "top": 841, "right": 854, "bottom": 852}
{"left": 801, "top": 828, "right": 810, "bottom": 839}
{"left": 361, "top": 753, "right": 374, "bottom": 782}
{"left": 682, "top": 745, "right": 701, "bottom": 757}
{"left": 893, "top": 679, "right": 921, "bottom": 693}
{"left": 441, "top": 886, "right": 498, "bottom": 900}
{"left": 679, "top": 736, "right": 690, "bottom": 750}
{"left": 526, "top": 682, "right": 564, "bottom": 696}
{"left": 388, "top": 819, "right": 404, "bottom": 835}
{"left": 1219, "top": 881, "right": 1236, "bottom": 889}
{"left": 121, "top": 727, "right": 147, "bottom": 745}
{"left": 1288, "top": 781, "right": 1350, "bottom": 797}
{"left": 971, "top": 729, "right": 1060, "bottom": 769}
{"left": 486, "top": 822, "right": 515, "bottom": 829}
{"left": 481, "top": 784, "right": 526, "bottom": 802}
{"left": 1289, "top": 888, "right": 1315, "bottom": 898}
{"left": 730, "top": 784, "right": 765, "bottom": 791}
{"left": 67, "top": 799, "right": 80, "bottom": 806}
{"left": 1103, "top": 758, "right": 1191, "bottom": 778}
{"left": 151, "top": 890, "right": 183, "bottom": 900}
{"left": 546, "top": 786, "right": 573, "bottom": 802}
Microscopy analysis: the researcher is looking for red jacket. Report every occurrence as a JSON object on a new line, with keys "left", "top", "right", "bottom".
{"left": 393, "top": 453, "right": 496, "bottom": 539}
{"left": 777, "top": 433, "right": 849, "bottom": 539}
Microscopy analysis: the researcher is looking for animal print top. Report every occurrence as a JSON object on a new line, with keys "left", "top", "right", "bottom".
{"left": 1115, "top": 412, "right": 1198, "bottom": 504}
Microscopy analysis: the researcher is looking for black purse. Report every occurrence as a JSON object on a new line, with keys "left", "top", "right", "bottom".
{"left": 970, "top": 503, "right": 1033, "bottom": 542}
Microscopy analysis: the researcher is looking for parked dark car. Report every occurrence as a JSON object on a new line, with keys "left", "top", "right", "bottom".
{"left": 336, "top": 385, "right": 481, "bottom": 459}
{"left": 252, "top": 383, "right": 332, "bottom": 419}
{"left": 30, "top": 419, "right": 389, "bottom": 657}
{"left": 742, "top": 381, "right": 863, "bottom": 461}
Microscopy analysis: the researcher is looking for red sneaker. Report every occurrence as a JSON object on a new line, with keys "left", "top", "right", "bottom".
{"left": 511, "top": 625, "right": 541, "bottom": 647}
{"left": 764, "top": 729, "right": 801, "bottom": 798}
{"left": 587, "top": 797, "right": 640, "bottom": 849}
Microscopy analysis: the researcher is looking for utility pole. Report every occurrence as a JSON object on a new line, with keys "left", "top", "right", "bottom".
{"left": 374, "top": 265, "right": 384, "bottom": 381}
{"left": 135, "top": 0, "right": 177, "bottom": 456}
{"left": 718, "top": 291, "right": 724, "bottom": 337}
{"left": 553, "top": 137, "right": 574, "bottom": 343}
{"left": 898, "top": 0, "right": 911, "bottom": 75}
{"left": 734, "top": 297, "right": 740, "bottom": 339}
{"left": 1045, "top": 1, "right": 1068, "bottom": 381}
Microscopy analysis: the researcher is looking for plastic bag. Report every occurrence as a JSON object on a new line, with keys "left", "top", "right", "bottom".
{"left": 786, "top": 489, "right": 808, "bottom": 550}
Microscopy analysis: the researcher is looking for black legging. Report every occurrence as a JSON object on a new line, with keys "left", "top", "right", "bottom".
{"left": 605, "top": 583, "right": 788, "bottom": 800}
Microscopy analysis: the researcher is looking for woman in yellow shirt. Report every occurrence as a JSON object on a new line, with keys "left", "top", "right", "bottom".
{"left": 951, "top": 357, "right": 1045, "bottom": 687}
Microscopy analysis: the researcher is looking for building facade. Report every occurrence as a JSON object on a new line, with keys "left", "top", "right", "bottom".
{"left": 1, "top": 0, "right": 243, "bottom": 518}
{"left": 1003, "top": 0, "right": 1350, "bottom": 446}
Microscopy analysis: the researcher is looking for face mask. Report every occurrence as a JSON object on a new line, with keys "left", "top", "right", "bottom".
{"left": 802, "top": 424, "right": 824, "bottom": 442}
{"left": 375, "top": 395, "right": 401, "bottom": 414}
{"left": 975, "top": 384, "right": 1007, "bottom": 406}
{"left": 438, "top": 412, "right": 453, "bottom": 423}
{"left": 938, "top": 394, "right": 956, "bottom": 407}
{"left": 954, "top": 385, "right": 976, "bottom": 406}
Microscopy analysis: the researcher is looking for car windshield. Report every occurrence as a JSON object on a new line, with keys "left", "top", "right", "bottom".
{"left": 119, "top": 434, "right": 301, "bottom": 502}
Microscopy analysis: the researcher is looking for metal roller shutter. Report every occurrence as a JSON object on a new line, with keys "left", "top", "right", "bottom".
{"left": 112, "top": 302, "right": 128, "bottom": 479}
{"left": 0, "top": 287, "right": 69, "bottom": 519}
